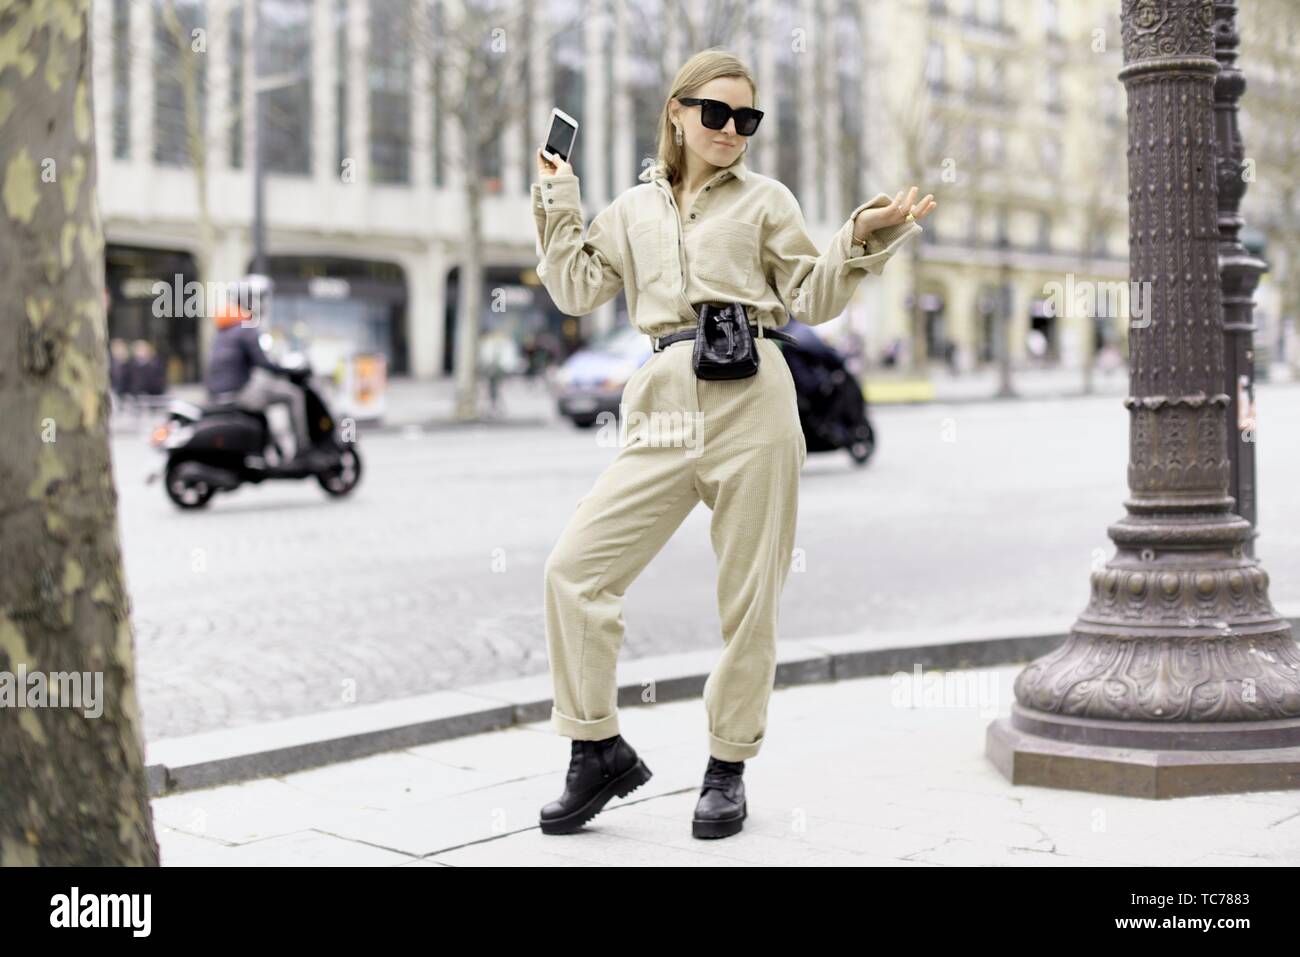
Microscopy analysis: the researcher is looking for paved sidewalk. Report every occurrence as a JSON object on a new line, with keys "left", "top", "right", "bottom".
{"left": 152, "top": 663, "right": 1300, "bottom": 866}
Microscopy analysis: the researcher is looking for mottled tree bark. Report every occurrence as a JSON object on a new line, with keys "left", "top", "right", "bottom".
{"left": 0, "top": 0, "right": 159, "bottom": 865}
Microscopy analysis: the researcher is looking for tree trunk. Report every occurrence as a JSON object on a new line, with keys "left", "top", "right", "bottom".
{"left": 0, "top": 0, "right": 160, "bottom": 866}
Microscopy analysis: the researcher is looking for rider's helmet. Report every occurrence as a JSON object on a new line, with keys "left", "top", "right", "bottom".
{"left": 212, "top": 274, "right": 272, "bottom": 330}
{"left": 213, "top": 301, "right": 252, "bottom": 329}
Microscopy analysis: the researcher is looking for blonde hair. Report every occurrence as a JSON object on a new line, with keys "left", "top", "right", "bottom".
{"left": 652, "top": 49, "right": 757, "bottom": 186}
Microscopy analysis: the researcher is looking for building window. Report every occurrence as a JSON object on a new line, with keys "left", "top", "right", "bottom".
{"left": 836, "top": 2, "right": 865, "bottom": 212}
{"left": 370, "top": 0, "right": 412, "bottom": 183}
{"left": 983, "top": 127, "right": 1003, "bottom": 164}
{"left": 1037, "top": 211, "right": 1051, "bottom": 250}
{"left": 1045, "top": 64, "right": 1062, "bottom": 113}
{"left": 430, "top": 0, "right": 441, "bottom": 186}
{"left": 111, "top": 0, "right": 131, "bottom": 159}
{"left": 964, "top": 124, "right": 979, "bottom": 165}
{"left": 153, "top": 0, "right": 207, "bottom": 166}
{"left": 1039, "top": 135, "right": 1060, "bottom": 174}
{"left": 336, "top": 0, "right": 348, "bottom": 178}
{"left": 230, "top": 5, "right": 244, "bottom": 168}
{"left": 925, "top": 41, "right": 945, "bottom": 92}
{"left": 257, "top": 0, "right": 312, "bottom": 176}
{"left": 1091, "top": 225, "right": 1109, "bottom": 258}
{"left": 1043, "top": 0, "right": 1059, "bottom": 37}
{"left": 551, "top": 0, "right": 584, "bottom": 174}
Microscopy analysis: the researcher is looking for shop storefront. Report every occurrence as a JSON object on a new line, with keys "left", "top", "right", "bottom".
{"left": 257, "top": 256, "right": 409, "bottom": 377}
{"left": 444, "top": 264, "right": 595, "bottom": 375}
{"left": 105, "top": 244, "right": 201, "bottom": 384}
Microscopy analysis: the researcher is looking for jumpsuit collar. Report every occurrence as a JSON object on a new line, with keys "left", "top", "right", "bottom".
{"left": 639, "top": 157, "right": 749, "bottom": 187}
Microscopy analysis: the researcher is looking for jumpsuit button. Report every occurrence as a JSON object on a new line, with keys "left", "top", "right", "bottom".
{"left": 705, "top": 186, "right": 711, "bottom": 191}
{"left": 545, "top": 182, "right": 552, "bottom": 189}
{"left": 690, "top": 213, "right": 696, "bottom": 219}
{"left": 547, "top": 198, "right": 553, "bottom": 204}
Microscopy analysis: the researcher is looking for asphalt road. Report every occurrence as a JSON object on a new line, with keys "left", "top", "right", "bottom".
{"left": 112, "top": 384, "right": 1300, "bottom": 741}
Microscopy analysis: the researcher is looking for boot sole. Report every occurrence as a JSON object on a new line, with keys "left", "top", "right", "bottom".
{"left": 539, "top": 758, "right": 653, "bottom": 835}
{"left": 692, "top": 802, "right": 747, "bottom": 839}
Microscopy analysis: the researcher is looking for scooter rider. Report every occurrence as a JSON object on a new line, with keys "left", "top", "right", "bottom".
{"left": 204, "top": 301, "right": 318, "bottom": 467}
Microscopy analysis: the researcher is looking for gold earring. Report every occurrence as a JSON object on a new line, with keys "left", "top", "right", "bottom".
{"left": 674, "top": 125, "right": 683, "bottom": 146}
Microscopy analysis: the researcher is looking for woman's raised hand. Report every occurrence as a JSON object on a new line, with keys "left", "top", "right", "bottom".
{"left": 537, "top": 147, "right": 573, "bottom": 179}
{"left": 853, "top": 186, "right": 937, "bottom": 236}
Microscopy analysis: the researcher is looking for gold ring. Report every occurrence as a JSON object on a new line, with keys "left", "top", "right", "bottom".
{"left": 906, "top": 212, "right": 916, "bottom": 224}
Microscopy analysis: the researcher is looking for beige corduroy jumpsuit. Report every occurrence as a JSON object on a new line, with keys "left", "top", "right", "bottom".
{"left": 531, "top": 156, "right": 921, "bottom": 762}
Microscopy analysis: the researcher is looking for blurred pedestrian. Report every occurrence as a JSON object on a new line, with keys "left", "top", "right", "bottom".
{"left": 126, "top": 339, "right": 167, "bottom": 421}
{"left": 478, "top": 328, "right": 515, "bottom": 416}
{"left": 109, "top": 338, "right": 131, "bottom": 406}
{"left": 1026, "top": 328, "right": 1048, "bottom": 364}
{"left": 1098, "top": 342, "right": 1123, "bottom": 377}
{"left": 128, "top": 339, "right": 166, "bottom": 395}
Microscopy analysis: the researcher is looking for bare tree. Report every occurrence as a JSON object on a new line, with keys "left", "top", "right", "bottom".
{"left": 410, "top": 0, "right": 574, "bottom": 420}
{"left": 876, "top": 19, "right": 943, "bottom": 377}
{"left": 0, "top": 0, "right": 160, "bottom": 866}
{"left": 111, "top": 0, "right": 242, "bottom": 351}
{"left": 160, "top": 0, "right": 218, "bottom": 311}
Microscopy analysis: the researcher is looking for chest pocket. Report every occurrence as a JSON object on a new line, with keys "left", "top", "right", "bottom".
{"left": 689, "top": 218, "right": 760, "bottom": 292}
{"left": 627, "top": 218, "right": 665, "bottom": 291}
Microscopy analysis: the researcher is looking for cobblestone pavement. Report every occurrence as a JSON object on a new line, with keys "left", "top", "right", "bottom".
{"left": 115, "top": 383, "right": 1300, "bottom": 741}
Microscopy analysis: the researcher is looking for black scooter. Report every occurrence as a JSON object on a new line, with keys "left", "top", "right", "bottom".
{"left": 778, "top": 321, "right": 876, "bottom": 466}
{"left": 150, "top": 362, "right": 363, "bottom": 509}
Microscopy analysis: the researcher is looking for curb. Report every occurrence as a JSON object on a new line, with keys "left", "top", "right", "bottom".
{"left": 871, "top": 377, "right": 1300, "bottom": 408}
{"left": 348, "top": 377, "right": 1300, "bottom": 428}
{"left": 356, "top": 414, "right": 551, "bottom": 435}
{"left": 143, "top": 609, "right": 1300, "bottom": 798}
{"left": 134, "top": 378, "right": 1297, "bottom": 441}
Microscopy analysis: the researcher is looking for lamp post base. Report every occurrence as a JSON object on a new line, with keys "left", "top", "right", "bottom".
{"left": 987, "top": 703, "right": 1300, "bottom": 799}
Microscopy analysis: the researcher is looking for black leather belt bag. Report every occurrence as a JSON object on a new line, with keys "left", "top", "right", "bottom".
{"left": 652, "top": 302, "right": 798, "bottom": 380}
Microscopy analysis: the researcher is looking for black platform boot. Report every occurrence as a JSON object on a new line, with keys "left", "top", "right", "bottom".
{"left": 692, "top": 756, "right": 747, "bottom": 839}
{"left": 539, "top": 734, "right": 653, "bottom": 835}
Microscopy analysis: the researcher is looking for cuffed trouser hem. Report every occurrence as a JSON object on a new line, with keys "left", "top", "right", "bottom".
{"left": 709, "top": 730, "right": 763, "bottom": 762}
{"left": 551, "top": 706, "right": 620, "bottom": 741}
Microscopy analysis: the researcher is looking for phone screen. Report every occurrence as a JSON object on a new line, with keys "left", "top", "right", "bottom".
{"left": 545, "top": 114, "right": 577, "bottom": 163}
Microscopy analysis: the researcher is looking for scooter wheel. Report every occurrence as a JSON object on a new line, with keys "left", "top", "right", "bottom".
{"left": 847, "top": 427, "right": 875, "bottom": 465}
{"left": 165, "top": 462, "right": 216, "bottom": 509}
{"left": 318, "top": 445, "right": 362, "bottom": 497}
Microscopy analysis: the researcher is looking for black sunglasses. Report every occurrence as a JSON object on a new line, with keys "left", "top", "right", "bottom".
{"left": 677, "top": 97, "right": 764, "bottom": 136}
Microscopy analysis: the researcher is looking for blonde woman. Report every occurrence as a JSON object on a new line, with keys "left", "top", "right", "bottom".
{"left": 533, "top": 49, "right": 936, "bottom": 839}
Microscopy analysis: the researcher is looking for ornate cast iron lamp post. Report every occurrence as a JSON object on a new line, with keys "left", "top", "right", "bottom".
{"left": 986, "top": 0, "right": 1300, "bottom": 798}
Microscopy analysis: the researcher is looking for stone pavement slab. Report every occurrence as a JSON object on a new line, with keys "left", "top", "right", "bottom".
{"left": 154, "top": 664, "right": 1300, "bottom": 866}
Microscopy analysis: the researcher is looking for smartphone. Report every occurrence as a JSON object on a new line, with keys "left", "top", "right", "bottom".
{"left": 542, "top": 108, "right": 578, "bottom": 166}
